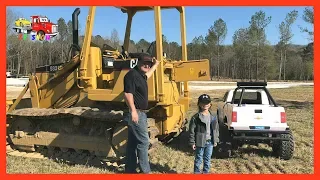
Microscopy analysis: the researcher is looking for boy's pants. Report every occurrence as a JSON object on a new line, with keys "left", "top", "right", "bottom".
{"left": 194, "top": 140, "right": 213, "bottom": 174}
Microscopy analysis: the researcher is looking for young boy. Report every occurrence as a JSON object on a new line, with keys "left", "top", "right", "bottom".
{"left": 189, "top": 94, "right": 220, "bottom": 174}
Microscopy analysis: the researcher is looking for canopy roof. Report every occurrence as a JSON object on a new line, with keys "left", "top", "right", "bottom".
{"left": 115, "top": 6, "right": 181, "bottom": 13}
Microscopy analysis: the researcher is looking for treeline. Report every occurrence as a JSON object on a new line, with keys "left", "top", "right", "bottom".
{"left": 6, "top": 7, "right": 314, "bottom": 81}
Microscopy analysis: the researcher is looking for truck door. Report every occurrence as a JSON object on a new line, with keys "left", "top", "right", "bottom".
{"left": 32, "top": 18, "right": 40, "bottom": 30}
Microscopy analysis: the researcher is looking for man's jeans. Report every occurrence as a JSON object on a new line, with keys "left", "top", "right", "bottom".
{"left": 194, "top": 141, "right": 213, "bottom": 174}
{"left": 124, "top": 111, "right": 151, "bottom": 173}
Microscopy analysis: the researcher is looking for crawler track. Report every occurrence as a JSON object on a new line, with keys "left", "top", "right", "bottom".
{"left": 6, "top": 107, "right": 160, "bottom": 169}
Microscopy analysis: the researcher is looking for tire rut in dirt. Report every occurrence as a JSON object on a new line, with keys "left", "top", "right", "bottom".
{"left": 225, "top": 160, "right": 238, "bottom": 173}
{"left": 262, "top": 160, "right": 281, "bottom": 174}
{"left": 301, "top": 141, "right": 313, "bottom": 148}
{"left": 274, "top": 161, "right": 287, "bottom": 174}
{"left": 212, "top": 159, "right": 238, "bottom": 174}
{"left": 211, "top": 160, "right": 226, "bottom": 173}
{"left": 251, "top": 159, "right": 269, "bottom": 173}
{"left": 6, "top": 145, "right": 125, "bottom": 172}
{"left": 233, "top": 160, "right": 250, "bottom": 174}
{"left": 243, "top": 160, "right": 261, "bottom": 174}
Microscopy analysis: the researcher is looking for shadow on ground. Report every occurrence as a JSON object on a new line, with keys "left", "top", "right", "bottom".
{"left": 277, "top": 100, "right": 313, "bottom": 109}
{"left": 232, "top": 146, "right": 273, "bottom": 158}
{"left": 27, "top": 148, "right": 177, "bottom": 174}
{"left": 164, "top": 131, "right": 195, "bottom": 156}
{"left": 150, "top": 163, "right": 177, "bottom": 173}
{"left": 164, "top": 123, "right": 277, "bottom": 159}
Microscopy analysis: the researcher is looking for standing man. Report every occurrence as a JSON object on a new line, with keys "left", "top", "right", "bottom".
{"left": 123, "top": 53, "right": 160, "bottom": 174}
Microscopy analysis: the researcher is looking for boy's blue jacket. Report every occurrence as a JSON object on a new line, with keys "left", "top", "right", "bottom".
{"left": 188, "top": 111, "right": 220, "bottom": 147}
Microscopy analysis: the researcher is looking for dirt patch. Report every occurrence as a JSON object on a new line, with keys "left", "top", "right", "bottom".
{"left": 6, "top": 86, "right": 30, "bottom": 100}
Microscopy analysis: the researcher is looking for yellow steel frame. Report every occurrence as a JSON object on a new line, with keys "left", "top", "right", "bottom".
{"left": 79, "top": 6, "right": 190, "bottom": 103}
{"left": 7, "top": 6, "right": 211, "bottom": 137}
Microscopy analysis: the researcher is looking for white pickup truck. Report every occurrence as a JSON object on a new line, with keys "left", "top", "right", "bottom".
{"left": 216, "top": 82, "right": 294, "bottom": 160}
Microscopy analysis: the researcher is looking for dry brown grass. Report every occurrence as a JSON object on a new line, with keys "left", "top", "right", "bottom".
{"left": 6, "top": 86, "right": 314, "bottom": 174}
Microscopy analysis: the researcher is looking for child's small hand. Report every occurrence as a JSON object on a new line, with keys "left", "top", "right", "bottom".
{"left": 192, "top": 145, "right": 196, "bottom": 150}
{"left": 213, "top": 143, "right": 218, "bottom": 147}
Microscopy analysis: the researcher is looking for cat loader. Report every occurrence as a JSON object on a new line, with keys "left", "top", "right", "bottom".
{"left": 6, "top": 6, "right": 211, "bottom": 167}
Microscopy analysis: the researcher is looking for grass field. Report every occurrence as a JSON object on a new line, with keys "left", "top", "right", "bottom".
{"left": 6, "top": 86, "right": 314, "bottom": 174}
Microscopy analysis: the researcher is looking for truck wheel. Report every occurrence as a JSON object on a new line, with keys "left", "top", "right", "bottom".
{"left": 217, "top": 111, "right": 222, "bottom": 124}
{"left": 231, "top": 140, "right": 243, "bottom": 150}
{"left": 274, "top": 130, "right": 294, "bottom": 160}
{"left": 224, "top": 117, "right": 227, "bottom": 124}
{"left": 214, "top": 142, "right": 232, "bottom": 159}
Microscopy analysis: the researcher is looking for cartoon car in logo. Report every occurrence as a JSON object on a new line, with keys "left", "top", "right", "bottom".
{"left": 15, "top": 18, "right": 31, "bottom": 27}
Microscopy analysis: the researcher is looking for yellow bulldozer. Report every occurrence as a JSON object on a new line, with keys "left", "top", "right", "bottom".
{"left": 6, "top": 6, "right": 210, "bottom": 165}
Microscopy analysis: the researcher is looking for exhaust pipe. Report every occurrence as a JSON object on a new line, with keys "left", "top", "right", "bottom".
{"left": 72, "top": 8, "right": 80, "bottom": 46}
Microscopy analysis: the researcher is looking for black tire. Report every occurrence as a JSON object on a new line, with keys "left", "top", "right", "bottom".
{"left": 273, "top": 130, "right": 294, "bottom": 160}
{"left": 214, "top": 142, "right": 232, "bottom": 159}
{"left": 231, "top": 140, "right": 243, "bottom": 150}
{"left": 217, "top": 110, "right": 222, "bottom": 124}
{"left": 213, "top": 123, "right": 233, "bottom": 159}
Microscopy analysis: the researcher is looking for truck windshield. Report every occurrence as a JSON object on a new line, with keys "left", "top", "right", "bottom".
{"left": 40, "top": 18, "right": 48, "bottom": 22}
{"left": 234, "top": 90, "right": 262, "bottom": 105}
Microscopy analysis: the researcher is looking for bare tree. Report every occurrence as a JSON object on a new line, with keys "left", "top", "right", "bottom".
{"left": 212, "top": 18, "right": 227, "bottom": 80}
{"left": 248, "top": 11, "right": 271, "bottom": 81}
{"left": 300, "top": 7, "right": 314, "bottom": 42}
{"left": 205, "top": 26, "right": 217, "bottom": 80}
{"left": 110, "top": 29, "right": 120, "bottom": 49}
{"left": 278, "top": 10, "right": 298, "bottom": 80}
